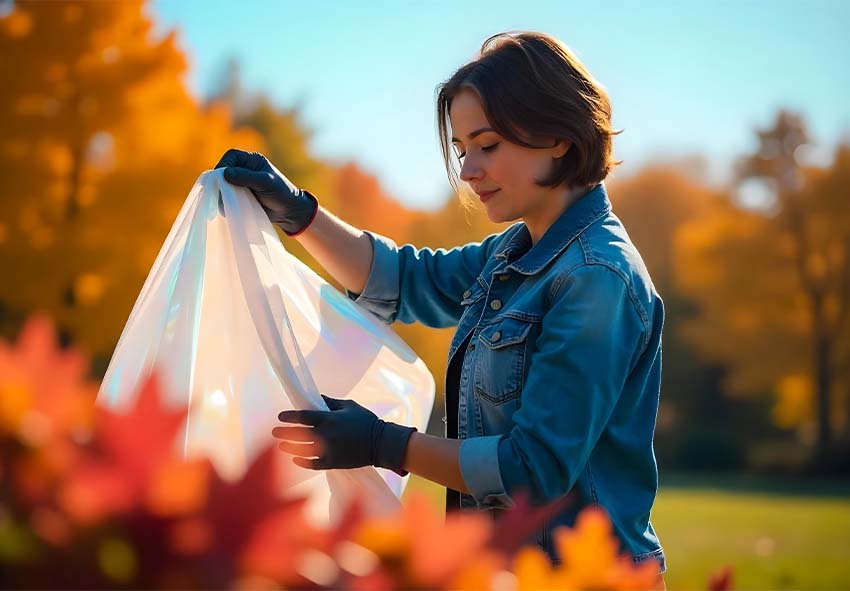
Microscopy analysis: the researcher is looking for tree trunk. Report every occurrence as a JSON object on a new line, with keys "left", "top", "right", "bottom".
{"left": 812, "top": 300, "right": 832, "bottom": 448}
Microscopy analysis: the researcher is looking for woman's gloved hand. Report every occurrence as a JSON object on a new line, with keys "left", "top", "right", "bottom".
{"left": 214, "top": 149, "right": 319, "bottom": 236}
{"left": 273, "top": 395, "right": 417, "bottom": 476}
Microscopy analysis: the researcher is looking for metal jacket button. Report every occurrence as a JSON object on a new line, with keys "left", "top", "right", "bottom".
{"left": 490, "top": 299, "right": 502, "bottom": 311}
{"left": 491, "top": 331, "right": 501, "bottom": 342}
{"left": 463, "top": 289, "right": 471, "bottom": 299}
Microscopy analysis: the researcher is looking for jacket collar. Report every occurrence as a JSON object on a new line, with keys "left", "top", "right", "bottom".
{"left": 495, "top": 183, "right": 611, "bottom": 276}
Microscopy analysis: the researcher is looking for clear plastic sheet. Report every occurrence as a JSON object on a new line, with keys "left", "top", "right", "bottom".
{"left": 97, "top": 169, "right": 435, "bottom": 525}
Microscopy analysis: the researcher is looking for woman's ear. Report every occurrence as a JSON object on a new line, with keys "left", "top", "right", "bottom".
{"left": 553, "top": 139, "right": 572, "bottom": 159}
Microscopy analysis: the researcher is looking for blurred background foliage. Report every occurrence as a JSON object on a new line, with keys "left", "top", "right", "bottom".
{"left": 2, "top": 0, "right": 848, "bottom": 471}
{"left": 1, "top": 2, "right": 849, "bottom": 588}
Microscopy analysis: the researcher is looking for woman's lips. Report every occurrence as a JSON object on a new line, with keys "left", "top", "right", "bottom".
{"left": 478, "top": 189, "right": 500, "bottom": 203}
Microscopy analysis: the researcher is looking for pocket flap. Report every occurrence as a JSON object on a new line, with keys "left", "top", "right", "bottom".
{"left": 479, "top": 317, "right": 533, "bottom": 349}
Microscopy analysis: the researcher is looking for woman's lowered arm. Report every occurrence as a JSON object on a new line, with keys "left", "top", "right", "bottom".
{"left": 403, "top": 432, "right": 471, "bottom": 493}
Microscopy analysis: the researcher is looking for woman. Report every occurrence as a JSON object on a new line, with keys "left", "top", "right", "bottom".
{"left": 215, "top": 31, "right": 666, "bottom": 579}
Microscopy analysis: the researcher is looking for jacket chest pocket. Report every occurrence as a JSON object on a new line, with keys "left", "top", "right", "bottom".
{"left": 473, "top": 317, "right": 534, "bottom": 404}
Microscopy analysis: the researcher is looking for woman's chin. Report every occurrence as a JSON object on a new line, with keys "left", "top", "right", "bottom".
{"left": 484, "top": 206, "right": 510, "bottom": 225}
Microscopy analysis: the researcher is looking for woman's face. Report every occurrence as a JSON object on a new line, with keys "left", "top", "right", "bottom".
{"left": 449, "top": 88, "right": 569, "bottom": 226}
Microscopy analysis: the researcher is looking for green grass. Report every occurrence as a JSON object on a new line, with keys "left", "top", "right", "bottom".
{"left": 402, "top": 473, "right": 850, "bottom": 590}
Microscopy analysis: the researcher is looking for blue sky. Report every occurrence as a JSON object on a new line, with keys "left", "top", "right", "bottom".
{"left": 151, "top": 0, "right": 850, "bottom": 211}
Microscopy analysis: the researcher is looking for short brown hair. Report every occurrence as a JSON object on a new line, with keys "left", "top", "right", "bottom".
{"left": 436, "top": 31, "right": 621, "bottom": 200}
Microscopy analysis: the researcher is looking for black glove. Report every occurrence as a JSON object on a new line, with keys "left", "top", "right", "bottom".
{"left": 273, "top": 395, "right": 417, "bottom": 476}
{"left": 214, "top": 149, "right": 319, "bottom": 236}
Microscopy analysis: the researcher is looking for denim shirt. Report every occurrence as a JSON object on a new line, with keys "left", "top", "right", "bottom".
{"left": 345, "top": 183, "right": 666, "bottom": 571}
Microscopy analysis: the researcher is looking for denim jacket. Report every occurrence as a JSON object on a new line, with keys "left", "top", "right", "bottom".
{"left": 345, "top": 183, "right": 666, "bottom": 570}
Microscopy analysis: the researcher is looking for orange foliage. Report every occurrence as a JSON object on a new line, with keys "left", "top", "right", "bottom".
{"left": 674, "top": 120, "right": 850, "bottom": 435}
{"left": 608, "top": 164, "right": 718, "bottom": 291}
{"left": 0, "top": 316, "right": 96, "bottom": 444}
{"left": 0, "top": 315, "right": 668, "bottom": 589}
{"left": 0, "top": 1, "right": 265, "bottom": 355}
{"left": 513, "top": 508, "right": 661, "bottom": 590}
{"left": 332, "top": 162, "right": 416, "bottom": 242}
{"left": 354, "top": 492, "right": 501, "bottom": 588}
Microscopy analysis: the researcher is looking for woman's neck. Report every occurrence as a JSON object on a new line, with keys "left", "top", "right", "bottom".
{"left": 524, "top": 184, "right": 590, "bottom": 245}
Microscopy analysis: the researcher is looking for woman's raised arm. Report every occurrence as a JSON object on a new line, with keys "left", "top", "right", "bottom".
{"left": 293, "top": 205, "right": 373, "bottom": 295}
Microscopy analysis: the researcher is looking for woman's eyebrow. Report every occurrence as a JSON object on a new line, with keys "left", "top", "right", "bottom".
{"left": 451, "top": 127, "right": 495, "bottom": 143}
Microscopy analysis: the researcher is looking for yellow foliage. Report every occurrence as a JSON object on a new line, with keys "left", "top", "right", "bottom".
{"left": 674, "top": 186, "right": 811, "bottom": 396}
{"left": 674, "top": 116, "right": 850, "bottom": 434}
{"left": 608, "top": 164, "right": 717, "bottom": 291}
{"left": 74, "top": 273, "right": 106, "bottom": 307}
{"left": 774, "top": 374, "right": 812, "bottom": 428}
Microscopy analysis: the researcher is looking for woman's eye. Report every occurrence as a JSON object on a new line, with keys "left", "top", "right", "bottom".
{"left": 453, "top": 142, "right": 498, "bottom": 161}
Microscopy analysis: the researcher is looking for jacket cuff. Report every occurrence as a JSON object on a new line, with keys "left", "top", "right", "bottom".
{"left": 459, "top": 435, "right": 515, "bottom": 509}
{"left": 345, "top": 231, "right": 401, "bottom": 324}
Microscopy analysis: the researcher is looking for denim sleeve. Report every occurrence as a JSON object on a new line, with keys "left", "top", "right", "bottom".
{"left": 345, "top": 229, "right": 506, "bottom": 328}
{"left": 458, "top": 263, "right": 647, "bottom": 508}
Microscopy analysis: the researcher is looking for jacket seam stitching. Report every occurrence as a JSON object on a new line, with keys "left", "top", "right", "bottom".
{"left": 578, "top": 235, "right": 651, "bottom": 337}
{"left": 548, "top": 261, "right": 650, "bottom": 348}
{"left": 507, "top": 208, "right": 608, "bottom": 274}
{"left": 587, "top": 461, "right": 599, "bottom": 505}
{"left": 632, "top": 548, "right": 665, "bottom": 561}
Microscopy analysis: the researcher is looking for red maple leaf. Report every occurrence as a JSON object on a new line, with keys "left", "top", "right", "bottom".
{"left": 59, "top": 372, "right": 195, "bottom": 525}
{"left": 94, "top": 372, "right": 187, "bottom": 483}
{"left": 147, "top": 445, "right": 357, "bottom": 588}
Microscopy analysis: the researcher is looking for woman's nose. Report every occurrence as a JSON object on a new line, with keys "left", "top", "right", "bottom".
{"left": 459, "top": 154, "right": 483, "bottom": 183}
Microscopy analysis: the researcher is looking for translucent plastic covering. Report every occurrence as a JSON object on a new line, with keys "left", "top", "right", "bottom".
{"left": 97, "top": 169, "right": 435, "bottom": 525}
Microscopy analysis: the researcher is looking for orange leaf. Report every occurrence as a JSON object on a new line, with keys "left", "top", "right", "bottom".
{"left": 513, "top": 546, "right": 565, "bottom": 591}
{"left": 559, "top": 507, "right": 618, "bottom": 581}
{"left": 450, "top": 550, "right": 507, "bottom": 591}
{"left": 409, "top": 495, "right": 494, "bottom": 586}
{"left": 145, "top": 458, "right": 210, "bottom": 517}
{"left": 354, "top": 492, "right": 496, "bottom": 589}
{"left": 0, "top": 316, "right": 96, "bottom": 446}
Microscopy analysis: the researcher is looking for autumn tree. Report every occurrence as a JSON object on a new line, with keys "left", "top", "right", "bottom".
{"left": 607, "top": 166, "right": 770, "bottom": 467}
{"left": 675, "top": 111, "right": 850, "bottom": 452}
{"left": 0, "top": 1, "right": 263, "bottom": 360}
